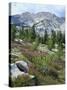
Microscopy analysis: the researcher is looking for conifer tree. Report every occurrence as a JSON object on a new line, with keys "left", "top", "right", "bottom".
{"left": 43, "top": 29, "right": 48, "bottom": 44}
{"left": 56, "top": 30, "right": 63, "bottom": 47}
{"left": 31, "top": 24, "right": 36, "bottom": 41}
{"left": 51, "top": 29, "right": 56, "bottom": 48}
{"left": 11, "top": 25, "right": 16, "bottom": 41}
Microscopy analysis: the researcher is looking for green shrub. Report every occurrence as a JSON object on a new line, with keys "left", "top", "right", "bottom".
{"left": 10, "top": 75, "right": 36, "bottom": 87}
{"left": 48, "top": 68, "right": 58, "bottom": 79}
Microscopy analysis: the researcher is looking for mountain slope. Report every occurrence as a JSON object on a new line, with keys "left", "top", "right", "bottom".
{"left": 10, "top": 12, "right": 65, "bottom": 35}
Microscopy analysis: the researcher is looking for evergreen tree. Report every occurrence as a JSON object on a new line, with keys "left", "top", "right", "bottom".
{"left": 43, "top": 29, "right": 48, "bottom": 44}
{"left": 62, "top": 32, "right": 65, "bottom": 44}
{"left": 31, "top": 24, "right": 36, "bottom": 41}
{"left": 32, "top": 36, "right": 39, "bottom": 50}
{"left": 19, "top": 27, "right": 24, "bottom": 39}
{"left": 51, "top": 29, "right": 56, "bottom": 48}
{"left": 56, "top": 30, "right": 63, "bottom": 47}
{"left": 24, "top": 29, "right": 29, "bottom": 40}
{"left": 47, "top": 37, "right": 53, "bottom": 50}
{"left": 11, "top": 25, "right": 16, "bottom": 41}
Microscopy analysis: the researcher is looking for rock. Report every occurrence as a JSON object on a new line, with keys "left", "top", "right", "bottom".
{"left": 14, "top": 39, "right": 19, "bottom": 42}
{"left": 10, "top": 63, "right": 25, "bottom": 78}
{"left": 16, "top": 60, "right": 29, "bottom": 73}
{"left": 10, "top": 60, "right": 29, "bottom": 78}
{"left": 55, "top": 44, "right": 58, "bottom": 48}
{"left": 52, "top": 48, "right": 58, "bottom": 52}
{"left": 10, "top": 62, "right": 34, "bottom": 79}
{"left": 29, "top": 75, "right": 35, "bottom": 79}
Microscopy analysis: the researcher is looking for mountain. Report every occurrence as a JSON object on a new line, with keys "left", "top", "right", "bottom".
{"left": 10, "top": 12, "right": 65, "bottom": 36}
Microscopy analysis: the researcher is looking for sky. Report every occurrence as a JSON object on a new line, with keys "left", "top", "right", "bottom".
{"left": 10, "top": 2, "right": 65, "bottom": 17}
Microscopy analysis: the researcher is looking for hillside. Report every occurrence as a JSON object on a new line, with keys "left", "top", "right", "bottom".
{"left": 10, "top": 12, "right": 65, "bottom": 36}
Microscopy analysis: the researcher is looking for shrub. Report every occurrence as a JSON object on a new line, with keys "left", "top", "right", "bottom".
{"left": 48, "top": 68, "right": 58, "bottom": 79}
{"left": 10, "top": 75, "right": 36, "bottom": 87}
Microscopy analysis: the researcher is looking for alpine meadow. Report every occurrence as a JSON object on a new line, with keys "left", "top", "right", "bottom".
{"left": 9, "top": 3, "right": 65, "bottom": 87}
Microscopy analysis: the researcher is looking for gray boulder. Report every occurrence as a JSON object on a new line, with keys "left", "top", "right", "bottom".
{"left": 10, "top": 63, "right": 25, "bottom": 78}
{"left": 16, "top": 60, "right": 29, "bottom": 73}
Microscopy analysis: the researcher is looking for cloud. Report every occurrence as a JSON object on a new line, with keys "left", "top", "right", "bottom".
{"left": 11, "top": 2, "right": 65, "bottom": 17}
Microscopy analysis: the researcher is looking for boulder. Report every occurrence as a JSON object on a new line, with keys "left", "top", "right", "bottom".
{"left": 16, "top": 60, "right": 29, "bottom": 73}
{"left": 10, "top": 63, "right": 25, "bottom": 78}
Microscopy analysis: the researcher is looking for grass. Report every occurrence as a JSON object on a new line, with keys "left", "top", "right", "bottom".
{"left": 10, "top": 41, "right": 65, "bottom": 87}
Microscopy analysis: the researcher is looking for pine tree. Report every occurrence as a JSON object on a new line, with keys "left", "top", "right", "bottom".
{"left": 62, "top": 32, "right": 65, "bottom": 44}
{"left": 56, "top": 30, "right": 63, "bottom": 47}
{"left": 19, "top": 28, "right": 23, "bottom": 39}
{"left": 51, "top": 29, "right": 56, "bottom": 48}
{"left": 11, "top": 25, "right": 16, "bottom": 41}
{"left": 31, "top": 24, "right": 36, "bottom": 41}
{"left": 47, "top": 37, "right": 53, "bottom": 50}
{"left": 43, "top": 29, "right": 48, "bottom": 44}
{"left": 32, "top": 36, "right": 39, "bottom": 50}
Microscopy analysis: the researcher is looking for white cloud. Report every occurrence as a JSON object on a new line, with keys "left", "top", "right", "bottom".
{"left": 10, "top": 2, "right": 65, "bottom": 17}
